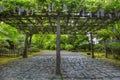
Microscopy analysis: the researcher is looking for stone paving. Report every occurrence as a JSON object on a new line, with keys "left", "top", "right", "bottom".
{"left": 0, "top": 51, "right": 120, "bottom": 80}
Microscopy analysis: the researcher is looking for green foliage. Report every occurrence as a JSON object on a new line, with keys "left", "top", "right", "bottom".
{"left": 43, "top": 35, "right": 56, "bottom": 50}
{"left": 0, "top": 23, "right": 26, "bottom": 53}
{"left": 111, "top": 23, "right": 120, "bottom": 40}
{"left": 28, "top": 46, "right": 40, "bottom": 52}
{"left": 97, "top": 23, "right": 120, "bottom": 41}
{"left": 50, "top": 44, "right": 56, "bottom": 50}
{"left": 0, "top": 23, "right": 19, "bottom": 43}
{"left": 0, "top": 40, "right": 9, "bottom": 47}
{"left": 65, "top": 44, "right": 74, "bottom": 51}
{"left": 60, "top": 35, "right": 68, "bottom": 44}
{"left": 32, "top": 33, "right": 90, "bottom": 51}
{"left": 108, "top": 42, "right": 120, "bottom": 59}
{"left": 0, "top": 0, "right": 120, "bottom": 55}
{"left": 44, "top": 42, "right": 51, "bottom": 50}
{"left": 44, "top": 42, "right": 56, "bottom": 50}
{"left": 0, "top": 0, "right": 119, "bottom": 12}
{"left": 79, "top": 43, "right": 90, "bottom": 52}
{"left": 108, "top": 42, "right": 120, "bottom": 49}
{"left": 94, "top": 44, "right": 105, "bottom": 52}
{"left": 74, "top": 35, "right": 88, "bottom": 50}
{"left": 32, "top": 34, "right": 56, "bottom": 50}
{"left": 0, "top": 47, "right": 9, "bottom": 53}
{"left": 32, "top": 34, "right": 44, "bottom": 48}
{"left": 67, "top": 34, "right": 89, "bottom": 50}
{"left": 0, "top": 0, "right": 35, "bottom": 11}
{"left": 60, "top": 44, "right": 65, "bottom": 50}
{"left": 67, "top": 33, "right": 89, "bottom": 51}
{"left": 97, "top": 29, "right": 111, "bottom": 41}
{"left": 60, "top": 35, "right": 68, "bottom": 50}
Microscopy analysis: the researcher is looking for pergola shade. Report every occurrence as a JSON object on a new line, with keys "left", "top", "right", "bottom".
{"left": 0, "top": 9, "right": 119, "bottom": 34}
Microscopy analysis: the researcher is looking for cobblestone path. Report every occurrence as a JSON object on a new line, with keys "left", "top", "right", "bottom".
{"left": 0, "top": 51, "right": 120, "bottom": 80}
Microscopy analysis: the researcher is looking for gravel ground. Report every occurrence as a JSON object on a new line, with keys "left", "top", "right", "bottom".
{"left": 0, "top": 51, "right": 120, "bottom": 80}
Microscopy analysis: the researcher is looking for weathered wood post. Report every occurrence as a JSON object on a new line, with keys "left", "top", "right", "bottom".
{"left": 56, "top": 14, "right": 61, "bottom": 75}
{"left": 90, "top": 32, "right": 94, "bottom": 58}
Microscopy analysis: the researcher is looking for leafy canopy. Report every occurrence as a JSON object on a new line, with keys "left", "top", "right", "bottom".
{"left": 0, "top": 0, "right": 120, "bottom": 12}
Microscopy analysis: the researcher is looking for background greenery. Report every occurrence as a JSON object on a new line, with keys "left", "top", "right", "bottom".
{"left": 0, "top": 21, "right": 120, "bottom": 59}
{"left": 0, "top": 0, "right": 120, "bottom": 60}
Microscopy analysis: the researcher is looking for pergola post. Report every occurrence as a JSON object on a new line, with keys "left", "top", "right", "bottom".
{"left": 56, "top": 15, "right": 61, "bottom": 75}
{"left": 90, "top": 32, "right": 94, "bottom": 58}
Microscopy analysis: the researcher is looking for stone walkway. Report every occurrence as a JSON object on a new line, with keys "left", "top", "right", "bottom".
{"left": 0, "top": 51, "right": 120, "bottom": 80}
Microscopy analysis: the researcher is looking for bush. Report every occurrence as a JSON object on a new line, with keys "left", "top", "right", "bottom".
{"left": 28, "top": 47, "right": 40, "bottom": 52}
{"left": 61, "top": 35, "right": 68, "bottom": 44}
{"left": 65, "top": 44, "right": 74, "bottom": 51}
{"left": 108, "top": 42, "right": 120, "bottom": 49}
{"left": 79, "top": 43, "right": 90, "bottom": 52}
{"left": 60, "top": 44, "right": 65, "bottom": 50}
{"left": 108, "top": 42, "right": 120, "bottom": 59}
{"left": 50, "top": 44, "right": 56, "bottom": 50}
{"left": 94, "top": 44, "right": 105, "bottom": 52}
{"left": 44, "top": 44, "right": 50, "bottom": 50}
{"left": 44, "top": 42, "right": 56, "bottom": 50}
{"left": 0, "top": 48, "right": 9, "bottom": 53}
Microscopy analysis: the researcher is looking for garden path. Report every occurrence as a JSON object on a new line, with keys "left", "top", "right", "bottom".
{"left": 0, "top": 51, "right": 120, "bottom": 80}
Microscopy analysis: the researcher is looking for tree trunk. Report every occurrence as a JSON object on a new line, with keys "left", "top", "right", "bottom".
{"left": 23, "top": 33, "right": 29, "bottom": 58}
{"left": 90, "top": 32, "right": 94, "bottom": 58}
{"left": 56, "top": 15, "right": 61, "bottom": 75}
{"left": 104, "top": 40, "right": 108, "bottom": 58}
{"left": 28, "top": 34, "right": 32, "bottom": 48}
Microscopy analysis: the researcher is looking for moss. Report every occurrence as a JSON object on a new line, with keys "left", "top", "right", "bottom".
{"left": 0, "top": 57, "right": 22, "bottom": 64}
{"left": 82, "top": 52, "right": 120, "bottom": 66}
{"left": 82, "top": 52, "right": 105, "bottom": 58}
{"left": 94, "top": 52, "right": 105, "bottom": 58}
{"left": 107, "top": 57, "right": 120, "bottom": 66}
{"left": 0, "top": 52, "right": 41, "bottom": 65}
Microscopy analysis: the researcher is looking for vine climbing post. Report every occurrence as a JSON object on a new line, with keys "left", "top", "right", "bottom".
{"left": 56, "top": 14, "right": 61, "bottom": 75}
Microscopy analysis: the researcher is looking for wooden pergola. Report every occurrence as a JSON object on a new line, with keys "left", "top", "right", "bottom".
{"left": 0, "top": 8, "right": 120, "bottom": 75}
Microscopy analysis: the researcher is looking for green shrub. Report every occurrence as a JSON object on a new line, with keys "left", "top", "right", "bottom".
{"left": 60, "top": 44, "right": 65, "bottom": 50}
{"left": 94, "top": 44, "right": 105, "bottom": 52}
{"left": 65, "top": 44, "right": 74, "bottom": 51}
{"left": 0, "top": 48, "right": 9, "bottom": 53}
{"left": 28, "top": 47, "right": 40, "bottom": 52}
{"left": 61, "top": 35, "right": 68, "bottom": 44}
{"left": 79, "top": 43, "right": 90, "bottom": 51}
{"left": 108, "top": 42, "right": 120, "bottom": 49}
{"left": 50, "top": 44, "right": 56, "bottom": 50}
{"left": 44, "top": 41, "right": 56, "bottom": 50}
{"left": 0, "top": 41, "right": 9, "bottom": 47}
{"left": 108, "top": 42, "right": 120, "bottom": 59}
{"left": 44, "top": 42, "right": 51, "bottom": 50}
